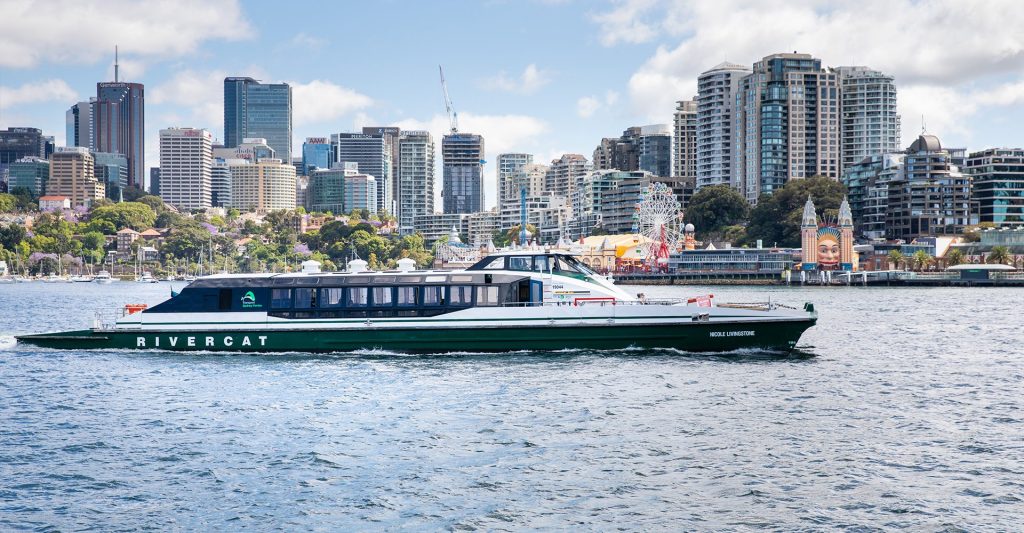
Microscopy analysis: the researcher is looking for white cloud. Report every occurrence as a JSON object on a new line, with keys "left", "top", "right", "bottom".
{"left": 391, "top": 112, "right": 549, "bottom": 210}
{"left": 290, "top": 32, "right": 328, "bottom": 50}
{"left": 603, "top": 0, "right": 1024, "bottom": 145}
{"left": 290, "top": 80, "right": 374, "bottom": 126}
{"left": 577, "top": 96, "right": 601, "bottom": 118}
{"left": 0, "top": 79, "right": 78, "bottom": 110}
{"left": 480, "top": 64, "right": 551, "bottom": 94}
{"left": 0, "top": 0, "right": 253, "bottom": 68}
{"left": 149, "top": 69, "right": 230, "bottom": 134}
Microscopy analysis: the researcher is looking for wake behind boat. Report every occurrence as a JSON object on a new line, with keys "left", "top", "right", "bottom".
{"left": 16, "top": 252, "right": 817, "bottom": 354}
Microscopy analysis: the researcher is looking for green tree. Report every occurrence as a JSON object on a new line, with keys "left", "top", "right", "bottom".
{"left": 912, "top": 249, "right": 933, "bottom": 271}
{"left": 491, "top": 228, "right": 511, "bottom": 248}
{"left": 392, "top": 233, "right": 433, "bottom": 267}
{"left": 685, "top": 184, "right": 749, "bottom": 237}
{"left": 0, "top": 224, "right": 27, "bottom": 251}
{"left": 89, "top": 202, "right": 157, "bottom": 231}
{"left": 945, "top": 248, "right": 965, "bottom": 267}
{"left": 745, "top": 176, "right": 848, "bottom": 247}
{"left": 887, "top": 249, "right": 905, "bottom": 270}
{"left": 0, "top": 193, "right": 17, "bottom": 213}
{"left": 80, "top": 231, "right": 107, "bottom": 263}
{"left": 122, "top": 186, "right": 147, "bottom": 201}
{"left": 722, "top": 225, "right": 747, "bottom": 246}
{"left": 83, "top": 219, "right": 118, "bottom": 235}
{"left": 137, "top": 195, "right": 166, "bottom": 213}
{"left": 987, "top": 245, "right": 1011, "bottom": 265}
{"left": 161, "top": 223, "right": 210, "bottom": 260}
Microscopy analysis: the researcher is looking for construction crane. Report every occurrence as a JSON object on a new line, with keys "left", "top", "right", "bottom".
{"left": 439, "top": 65, "right": 459, "bottom": 134}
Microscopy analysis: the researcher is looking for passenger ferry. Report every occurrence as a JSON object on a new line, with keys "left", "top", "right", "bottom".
{"left": 16, "top": 252, "right": 817, "bottom": 353}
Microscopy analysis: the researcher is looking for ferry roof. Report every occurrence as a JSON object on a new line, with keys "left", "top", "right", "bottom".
{"left": 188, "top": 270, "right": 531, "bottom": 288}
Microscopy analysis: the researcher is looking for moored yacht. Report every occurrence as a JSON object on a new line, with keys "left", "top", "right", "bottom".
{"left": 93, "top": 270, "right": 115, "bottom": 284}
{"left": 16, "top": 252, "right": 817, "bottom": 353}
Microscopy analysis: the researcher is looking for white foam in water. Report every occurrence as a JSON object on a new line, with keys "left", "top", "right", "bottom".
{"left": 0, "top": 335, "right": 17, "bottom": 350}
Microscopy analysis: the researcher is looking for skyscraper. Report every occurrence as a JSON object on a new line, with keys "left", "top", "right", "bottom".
{"left": 8, "top": 157, "right": 49, "bottom": 196}
{"left": 48, "top": 147, "right": 105, "bottom": 207}
{"left": 159, "top": 128, "right": 213, "bottom": 210}
{"left": 398, "top": 130, "right": 435, "bottom": 235}
{"left": 224, "top": 77, "right": 293, "bottom": 163}
{"left": 545, "top": 154, "right": 590, "bottom": 199}
{"left": 0, "top": 127, "right": 54, "bottom": 189}
{"left": 638, "top": 124, "right": 672, "bottom": 178}
{"left": 442, "top": 133, "right": 484, "bottom": 214}
{"left": 344, "top": 173, "right": 377, "bottom": 214}
{"left": 673, "top": 99, "right": 697, "bottom": 180}
{"left": 301, "top": 137, "right": 331, "bottom": 174}
{"left": 837, "top": 66, "right": 900, "bottom": 170}
{"left": 211, "top": 158, "right": 231, "bottom": 207}
{"left": 734, "top": 52, "right": 841, "bottom": 203}
{"left": 696, "top": 62, "right": 749, "bottom": 190}
{"left": 66, "top": 99, "right": 96, "bottom": 149}
{"left": 331, "top": 132, "right": 393, "bottom": 213}
{"left": 95, "top": 77, "right": 145, "bottom": 189}
{"left": 93, "top": 151, "right": 128, "bottom": 201}
{"left": 308, "top": 166, "right": 351, "bottom": 215}
{"left": 497, "top": 153, "right": 533, "bottom": 210}
{"left": 363, "top": 126, "right": 401, "bottom": 212}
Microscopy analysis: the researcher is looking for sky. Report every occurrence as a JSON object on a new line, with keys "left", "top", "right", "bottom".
{"left": 2, "top": 0, "right": 1024, "bottom": 209}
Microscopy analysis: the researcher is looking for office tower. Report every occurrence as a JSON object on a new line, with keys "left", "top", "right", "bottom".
{"left": 149, "top": 168, "right": 160, "bottom": 196}
{"left": 696, "top": 62, "right": 749, "bottom": 190}
{"left": 8, "top": 157, "right": 50, "bottom": 196}
{"left": 966, "top": 148, "right": 1024, "bottom": 227}
{"left": 837, "top": 66, "right": 900, "bottom": 170}
{"left": 638, "top": 124, "right": 672, "bottom": 177}
{"left": 886, "top": 134, "right": 973, "bottom": 240}
{"left": 442, "top": 133, "right": 485, "bottom": 214}
{"left": 0, "top": 127, "right": 54, "bottom": 188}
{"left": 66, "top": 99, "right": 96, "bottom": 149}
{"left": 301, "top": 137, "right": 332, "bottom": 174}
{"left": 48, "top": 147, "right": 104, "bottom": 207}
{"left": 159, "top": 128, "right": 213, "bottom": 210}
{"left": 545, "top": 154, "right": 590, "bottom": 199}
{"left": 344, "top": 173, "right": 377, "bottom": 214}
{"left": 363, "top": 126, "right": 401, "bottom": 212}
{"left": 674, "top": 98, "right": 698, "bottom": 180}
{"left": 224, "top": 77, "right": 293, "bottom": 163}
{"left": 734, "top": 52, "right": 841, "bottom": 203}
{"left": 497, "top": 153, "right": 533, "bottom": 210}
{"left": 308, "top": 166, "right": 351, "bottom": 214}
{"left": 211, "top": 158, "right": 231, "bottom": 207}
{"left": 397, "top": 130, "right": 435, "bottom": 235}
{"left": 331, "top": 132, "right": 393, "bottom": 213}
{"left": 93, "top": 151, "right": 128, "bottom": 201}
{"left": 213, "top": 137, "right": 275, "bottom": 162}
{"left": 95, "top": 70, "right": 145, "bottom": 188}
{"left": 228, "top": 158, "right": 296, "bottom": 212}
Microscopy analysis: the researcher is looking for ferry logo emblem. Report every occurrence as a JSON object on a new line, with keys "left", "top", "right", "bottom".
{"left": 240, "top": 291, "right": 260, "bottom": 308}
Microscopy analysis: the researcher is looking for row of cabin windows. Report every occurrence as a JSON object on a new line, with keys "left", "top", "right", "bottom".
{"left": 270, "top": 285, "right": 500, "bottom": 311}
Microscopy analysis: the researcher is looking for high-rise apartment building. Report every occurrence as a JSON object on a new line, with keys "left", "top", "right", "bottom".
{"left": 66, "top": 99, "right": 96, "bottom": 149}
{"left": 363, "top": 127, "right": 401, "bottom": 211}
{"left": 734, "top": 53, "right": 841, "bottom": 203}
{"left": 301, "top": 137, "right": 332, "bottom": 175}
{"left": 638, "top": 124, "right": 672, "bottom": 178}
{"left": 966, "top": 148, "right": 1024, "bottom": 227}
{"left": 224, "top": 77, "right": 293, "bottom": 163}
{"left": 842, "top": 152, "right": 904, "bottom": 239}
{"left": 344, "top": 173, "right": 377, "bottom": 214}
{"left": 545, "top": 154, "right": 590, "bottom": 199}
{"left": 673, "top": 99, "right": 698, "bottom": 180}
{"left": 95, "top": 81, "right": 145, "bottom": 188}
{"left": 696, "top": 62, "right": 749, "bottom": 190}
{"left": 229, "top": 158, "right": 297, "bottom": 212}
{"left": 837, "top": 66, "right": 900, "bottom": 170}
{"left": 211, "top": 158, "right": 232, "bottom": 207}
{"left": 497, "top": 153, "right": 533, "bottom": 209}
{"left": 8, "top": 157, "right": 50, "bottom": 196}
{"left": 93, "top": 151, "right": 128, "bottom": 201}
{"left": 499, "top": 163, "right": 549, "bottom": 230}
{"left": 886, "top": 134, "right": 973, "bottom": 240}
{"left": 331, "top": 132, "right": 393, "bottom": 213}
{"left": 442, "top": 133, "right": 484, "bottom": 214}
{"left": 159, "top": 128, "right": 213, "bottom": 210}
{"left": 48, "top": 147, "right": 104, "bottom": 207}
{"left": 398, "top": 130, "right": 435, "bottom": 235}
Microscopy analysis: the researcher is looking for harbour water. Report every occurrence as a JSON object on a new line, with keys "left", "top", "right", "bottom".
{"left": 1, "top": 282, "right": 1021, "bottom": 530}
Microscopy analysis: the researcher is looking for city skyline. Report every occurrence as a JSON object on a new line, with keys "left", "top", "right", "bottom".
{"left": 3, "top": 1, "right": 1024, "bottom": 210}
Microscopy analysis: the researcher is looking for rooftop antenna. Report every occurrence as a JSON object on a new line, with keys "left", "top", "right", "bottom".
{"left": 439, "top": 65, "right": 458, "bottom": 134}
{"left": 114, "top": 45, "right": 119, "bottom": 82}
{"left": 921, "top": 114, "right": 926, "bottom": 134}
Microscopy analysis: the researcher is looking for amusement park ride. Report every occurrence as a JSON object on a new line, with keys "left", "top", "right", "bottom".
{"left": 632, "top": 182, "right": 686, "bottom": 272}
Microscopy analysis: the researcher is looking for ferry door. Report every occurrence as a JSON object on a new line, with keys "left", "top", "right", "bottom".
{"left": 530, "top": 280, "right": 544, "bottom": 305}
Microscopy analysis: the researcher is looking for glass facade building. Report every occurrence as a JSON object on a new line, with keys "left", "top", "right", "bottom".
{"left": 1, "top": 127, "right": 54, "bottom": 190}
{"left": 93, "top": 151, "right": 129, "bottom": 201}
{"left": 331, "top": 132, "right": 393, "bottom": 214}
{"left": 308, "top": 167, "right": 347, "bottom": 214}
{"left": 8, "top": 157, "right": 50, "bottom": 196}
{"left": 95, "top": 82, "right": 145, "bottom": 189}
{"left": 966, "top": 148, "right": 1024, "bottom": 227}
{"left": 224, "top": 77, "right": 293, "bottom": 164}
{"left": 301, "top": 138, "right": 332, "bottom": 175}
{"left": 442, "top": 133, "right": 485, "bottom": 214}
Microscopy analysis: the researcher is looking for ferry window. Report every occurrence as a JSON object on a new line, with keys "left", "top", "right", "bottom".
{"left": 348, "top": 287, "right": 368, "bottom": 307}
{"left": 482, "top": 257, "right": 505, "bottom": 270}
{"left": 320, "top": 287, "right": 343, "bottom": 308}
{"left": 475, "top": 286, "right": 499, "bottom": 306}
{"left": 372, "top": 286, "right": 394, "bottom": 306}
{"left": 271, "top": 289, "right": 292, "bottom": 309}
{"left": 534, "top": 256, "right": 550, "bottom": 273}
{"left": 508, "top": 256, "right": 532, "bottom": 271}
{"left": 295, "top": 288, "right": 317, "bottom": 308}
{"left": 556, "top": 257, "right": 580, "bottom": 273}
{"left": 219, "top": 289, "right": 232, "bottom": 310}
{"left": 397, "top": 286, "right": 418, "bottom": 306}
{"left": 423, "top": 286, "right": 443, "bottom": 305}
{"left": 450, "top": 285, "right": 472, "bottom": 305}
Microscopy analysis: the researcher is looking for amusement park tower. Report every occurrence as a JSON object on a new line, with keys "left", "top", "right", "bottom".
{"left": 800, "top": 196, "right": 818, "bottom": 267}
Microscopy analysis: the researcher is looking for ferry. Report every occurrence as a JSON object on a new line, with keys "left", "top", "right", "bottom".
{"left": 15, "top": 252, "right": 817, "bottom": 353}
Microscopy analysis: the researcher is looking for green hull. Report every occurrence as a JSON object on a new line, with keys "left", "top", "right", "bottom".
{"left": 15, "top": 319, "right": 815, "bottom": 354}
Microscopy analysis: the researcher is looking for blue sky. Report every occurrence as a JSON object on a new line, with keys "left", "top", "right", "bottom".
{"left": 3, "top": 0, "right": 1024, "bottom": 208}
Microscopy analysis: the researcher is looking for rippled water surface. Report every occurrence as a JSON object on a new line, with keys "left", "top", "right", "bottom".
{"left": 1, "top": 282, "right": 1022, "bottom": 530}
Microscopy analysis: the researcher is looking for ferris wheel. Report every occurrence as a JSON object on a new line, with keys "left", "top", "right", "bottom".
{"left": 632, "top": 182, "right": 683, "bottom": 270}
